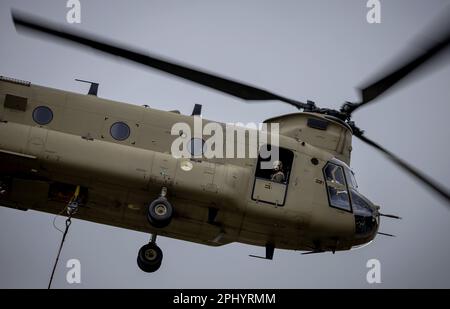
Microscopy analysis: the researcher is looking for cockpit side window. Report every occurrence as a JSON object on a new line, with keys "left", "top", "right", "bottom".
{"left": 323, "top": 162, "right": 352, "bottom": 212}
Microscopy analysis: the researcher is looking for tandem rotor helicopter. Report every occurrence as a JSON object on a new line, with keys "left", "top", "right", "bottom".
{"left": 1, "top": 9, "right": 450, "bottom": 274}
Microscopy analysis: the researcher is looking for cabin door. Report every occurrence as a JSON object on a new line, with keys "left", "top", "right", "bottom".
{"left": 251, "top": 146, "right": 294, "bottom": 207}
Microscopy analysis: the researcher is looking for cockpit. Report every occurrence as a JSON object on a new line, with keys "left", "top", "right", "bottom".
{"left": 323, "top": 159, "right": 379, "bottom": 239}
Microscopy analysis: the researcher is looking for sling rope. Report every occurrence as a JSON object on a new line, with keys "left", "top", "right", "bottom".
{"left": 48, "top": 186, "right": 80, "bottom": 289}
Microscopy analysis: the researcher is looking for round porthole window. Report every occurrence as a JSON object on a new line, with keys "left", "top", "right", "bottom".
{"left": 32, "top": 106, "right": 53, "bottom": 125}
{"left": 110, "top": 122, "right": 131, "bottom": 141}
{"left": 187, "top": 138, "right": 206, "bottom": 157}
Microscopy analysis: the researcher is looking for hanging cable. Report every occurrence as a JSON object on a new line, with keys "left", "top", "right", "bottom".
{"left": 52, "top": 205, "right": 68, "bottom": 234}
{"left": 48, "top": 216, "right": 72, "bottom": 289}
{"left": 47, "top": 185, "right": 80, "bottom": 289}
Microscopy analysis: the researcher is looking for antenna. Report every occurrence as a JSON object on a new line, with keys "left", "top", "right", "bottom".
{"left": 191, "top": 104, "right": 202, "bottom": 116}
{"left": 75, "top": 79, "right": 99, "bottom": 96}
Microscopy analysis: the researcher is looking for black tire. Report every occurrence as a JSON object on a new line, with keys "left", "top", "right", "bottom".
{"left": 137, "top": 243, "right": 163, "bottom": 273}
{"left": 147, "top": 197, "right": 173, "bottom": 228}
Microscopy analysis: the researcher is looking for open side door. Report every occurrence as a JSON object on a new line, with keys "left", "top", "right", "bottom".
{"left": 251, "top": 146, "right": 294, "bottom": 207}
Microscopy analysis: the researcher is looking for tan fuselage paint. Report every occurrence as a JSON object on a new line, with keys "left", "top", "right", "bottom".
{"left": 0, "top": 79, "right": 375, "bottom": 252}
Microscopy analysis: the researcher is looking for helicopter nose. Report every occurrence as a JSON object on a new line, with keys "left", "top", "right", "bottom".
{"left": 354, "top": 208, "right": 379, "bottom": 240}
{"left": 349, "top": 190, "right": 379, "bottom": 240}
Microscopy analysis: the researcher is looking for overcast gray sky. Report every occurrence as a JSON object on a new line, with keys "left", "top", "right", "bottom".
{"left": 1, "top": 0, "right": 450, "bottom": 288}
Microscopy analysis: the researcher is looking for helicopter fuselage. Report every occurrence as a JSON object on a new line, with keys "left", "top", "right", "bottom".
{"left": 0, "top": 77, "right": 379, "bottom": 254}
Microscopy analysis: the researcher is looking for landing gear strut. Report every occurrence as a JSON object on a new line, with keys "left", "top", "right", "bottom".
{"left": 137, "top": 234, "right": 163, "bottom": 273}
{"left": 137, "top": 187, "right": 172, "bottom": 273}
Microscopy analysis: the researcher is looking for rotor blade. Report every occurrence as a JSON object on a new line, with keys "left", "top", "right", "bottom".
{"left": 348, "top": 7, "right": 450, "bottom": 114}
{"left": 355, "top": 133, "right": 450, "bottom": 205}
{"left": 11, "top": 11, "right": 308, "bottom": 110}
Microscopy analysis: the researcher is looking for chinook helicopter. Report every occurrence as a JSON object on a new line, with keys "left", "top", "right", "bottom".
{"left": 1, "top": 10, "right": 449, "bottom": 274}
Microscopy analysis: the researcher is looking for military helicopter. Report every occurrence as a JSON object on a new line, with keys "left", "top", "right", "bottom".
{"left": 0, "top": 10, "right": 449, "bottom": 274}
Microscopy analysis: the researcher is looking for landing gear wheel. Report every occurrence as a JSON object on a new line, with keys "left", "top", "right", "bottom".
{"left": 137, "top": 243, "right": 163, "bottom": 273}
{"left": 147, "top": 198, "right": 173, "bottom": 228}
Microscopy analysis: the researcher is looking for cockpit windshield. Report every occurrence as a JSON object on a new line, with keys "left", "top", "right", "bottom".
{"left": 324, "top": 160, "right": 375, "bottom": 214}
{"left": 325, "top": 159, "right": 378, "bottom": 238}
{"left": 340, "top": 165, "right": 373, "bottom": 215}
{"left": 345, "top": 168, "right": 358, "bottom": 190}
